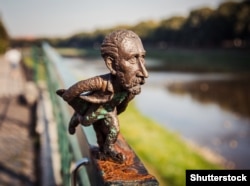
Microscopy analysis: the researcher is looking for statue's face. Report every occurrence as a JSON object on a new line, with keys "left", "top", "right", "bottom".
{"left": 116, "top": 37, "right": 148, "bottom": 94}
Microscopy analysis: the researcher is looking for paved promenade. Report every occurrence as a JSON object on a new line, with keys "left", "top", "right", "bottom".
{"left": 0, "top": 56, "right": 38, "bottom": 185}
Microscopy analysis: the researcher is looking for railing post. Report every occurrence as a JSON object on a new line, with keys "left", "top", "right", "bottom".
{"left": 31, "top": 46, "right": 39, "bottom": 83}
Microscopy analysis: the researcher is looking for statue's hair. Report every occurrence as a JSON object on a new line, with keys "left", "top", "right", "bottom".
{"left": 100, "top": 30, "right": 139, "bottom": 60}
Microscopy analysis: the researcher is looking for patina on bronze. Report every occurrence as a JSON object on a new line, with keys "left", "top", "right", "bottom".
{"left": 56, "top": 30, "right": 148, "bottom": 163}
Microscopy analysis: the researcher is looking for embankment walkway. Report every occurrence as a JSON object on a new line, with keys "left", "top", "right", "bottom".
{"left": 0, "top": 56, "right": 38, "bottom": 185}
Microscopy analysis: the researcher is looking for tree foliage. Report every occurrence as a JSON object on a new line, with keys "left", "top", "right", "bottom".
{"left": 0, "top": 17, "right": 9, "bottom": 53}
{"left": 12, "top": 1, "right": 250, "bottom": 49}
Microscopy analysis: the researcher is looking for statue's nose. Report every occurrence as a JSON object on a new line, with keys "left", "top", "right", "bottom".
{"left": 138, "top": 59, "right": 148, "bottom": 78}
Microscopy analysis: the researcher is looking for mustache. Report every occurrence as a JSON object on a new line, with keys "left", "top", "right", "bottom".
{"left": 132, "top": 77, "right": 145, "bottom": 86}
{"left": 116, "top": 71, "right": 145, "bottom": 89}
{"left": 125, "top": 77, "right": 145, "bottom": 88}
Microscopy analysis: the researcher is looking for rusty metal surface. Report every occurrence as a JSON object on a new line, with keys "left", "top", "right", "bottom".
{"left": 92, "top": 134, "right": 158, "bottom": 185}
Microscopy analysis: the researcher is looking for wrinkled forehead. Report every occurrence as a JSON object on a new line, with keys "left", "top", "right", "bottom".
{"left": 119, "top": 37, "right": 146, "bottom": 55}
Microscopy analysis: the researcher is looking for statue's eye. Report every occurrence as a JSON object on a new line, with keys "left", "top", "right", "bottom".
{"left": 129, "top": 56, "right": 137, "bottom": 64}
{"left": 128, "top": 54, "right": 145, "bottom": 64}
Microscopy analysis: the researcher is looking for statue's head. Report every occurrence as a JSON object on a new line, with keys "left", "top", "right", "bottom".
{"left": 101, "top": 30, "right": 148, "bottom": 95}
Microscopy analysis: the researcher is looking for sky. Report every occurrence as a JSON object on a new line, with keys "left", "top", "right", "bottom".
{"left": 0, "top": 0, "right": 238, "bottom": 38}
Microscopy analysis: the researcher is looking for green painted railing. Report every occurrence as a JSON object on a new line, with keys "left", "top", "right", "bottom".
{"left": 32, "top": 44, "right": 93, "bottom": 186}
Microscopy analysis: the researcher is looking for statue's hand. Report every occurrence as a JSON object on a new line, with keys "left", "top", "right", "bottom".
{"left": 56, "top": 89, "right": 72, "bottom": 103}
{"left": 56, "top": 89, "right": 66, "bottom": 97}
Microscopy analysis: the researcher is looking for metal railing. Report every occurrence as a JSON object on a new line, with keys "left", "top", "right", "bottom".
{"left": 33, "top": 44, "right": 92, "bottom": 186}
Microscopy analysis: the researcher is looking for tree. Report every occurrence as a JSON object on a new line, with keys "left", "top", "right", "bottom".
{"left": 0, "top": 15, "right": 9, "bottom": 53}
{"left": 180, "top": 7, "right": 214, "bottom": 46}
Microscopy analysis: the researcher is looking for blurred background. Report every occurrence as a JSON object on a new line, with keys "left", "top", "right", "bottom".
{"left": 0, "top": 0, "right": 250, "bottom": 186}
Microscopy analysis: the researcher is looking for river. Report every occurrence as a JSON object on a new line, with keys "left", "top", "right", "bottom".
{"left": 62, "top": 57, "right": 250, "bottom": 169}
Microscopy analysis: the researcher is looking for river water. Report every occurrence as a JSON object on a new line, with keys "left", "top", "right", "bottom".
{"left": 62, "top": 57, "right": 250, "bottom": 169}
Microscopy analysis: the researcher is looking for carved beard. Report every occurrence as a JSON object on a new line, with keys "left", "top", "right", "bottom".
{"left": 116, "top": 71, "right": 142, "bottom": 95}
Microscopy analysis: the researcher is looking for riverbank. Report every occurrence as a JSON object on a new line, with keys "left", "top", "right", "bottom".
{"left": 146, "top": 47, "right": 250, "bottom": 73}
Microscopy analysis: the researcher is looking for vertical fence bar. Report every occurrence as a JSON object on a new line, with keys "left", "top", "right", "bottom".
{"left": 31, "top": 46, "right": 39, "bottom": 83}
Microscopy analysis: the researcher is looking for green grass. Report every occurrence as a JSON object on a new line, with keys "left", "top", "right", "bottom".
{"left": 146, "top": 48, "right": 250, "bottom": 72}
{"left": 119, "top": 102, "right": 222, "bottom": 186}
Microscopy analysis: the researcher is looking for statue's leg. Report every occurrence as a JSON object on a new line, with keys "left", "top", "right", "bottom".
{"left": 93, "top": 120, "right": 107, "bottom": 152}
{"left": 77, "top": 105, "right": 125, "bottom": 163}
{"left": 78, "top": 104, "right": 105, "bottom": 126}
{"left": 68, "top": 112, "right": 79, "bottom": 134}
{"left": 102, "top": 111, "right": 125, "bottom": 163}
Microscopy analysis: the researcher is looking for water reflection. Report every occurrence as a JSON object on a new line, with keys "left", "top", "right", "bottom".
{"left": 62, "top": 57, "right": 250, "bottom": 169}
{"left": 168, "top": 77, "right": 250, "bottom": 118}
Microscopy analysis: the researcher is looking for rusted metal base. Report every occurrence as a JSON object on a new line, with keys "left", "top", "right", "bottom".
{"left": 91, "top": 134, "right": 159, "bottom": 185}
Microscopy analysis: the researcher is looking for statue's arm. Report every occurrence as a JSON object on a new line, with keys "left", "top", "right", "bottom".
{"left": 59, "top": 76, "right": 102, "bottom": 103}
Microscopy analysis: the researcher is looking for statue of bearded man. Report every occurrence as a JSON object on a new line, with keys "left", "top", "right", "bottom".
{"left": 56, "top": 30, "right": 148, "bottom": 163}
